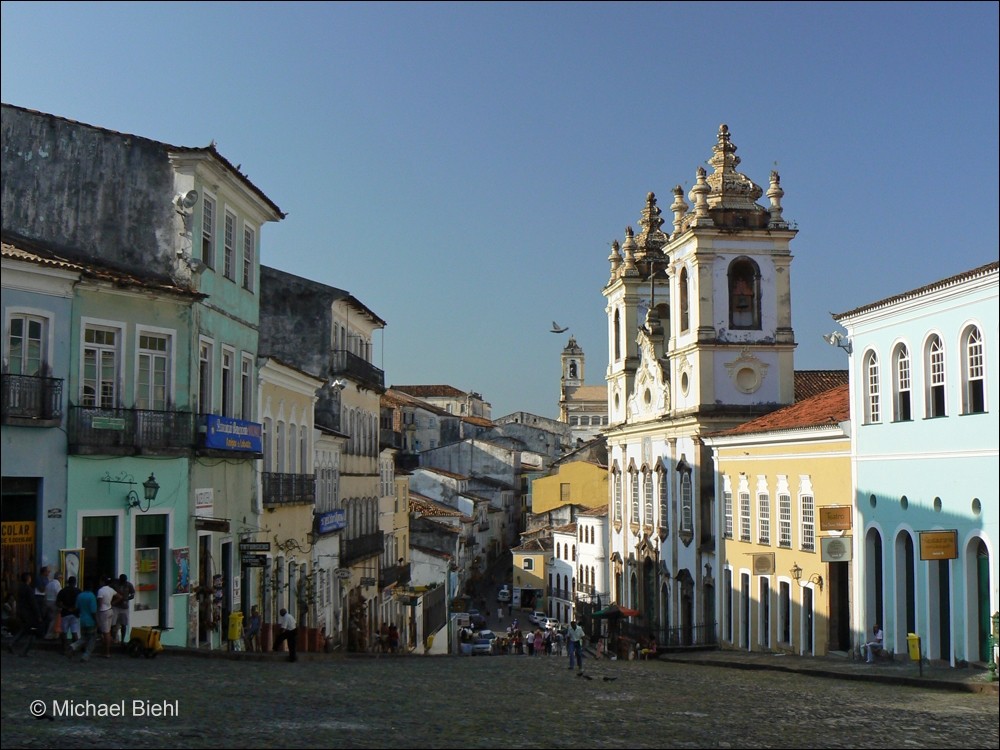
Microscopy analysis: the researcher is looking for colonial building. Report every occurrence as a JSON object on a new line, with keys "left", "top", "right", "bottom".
{"left": 258, "top": 265, "right": 386, "bottom": 651}
{"left": 1, "top": 104, "right": 284, "bottom": 649}
{"left": 603, "top": 125, "right": 797, "bottom": 646}
{"left": 704, "top": 385, "right": 851, "bottom": 658}
{"left": 558, "top": 336, "right": 608, "bottom": 444}
{"left": 834, "top": 261, "right": 998, "bottom": 666}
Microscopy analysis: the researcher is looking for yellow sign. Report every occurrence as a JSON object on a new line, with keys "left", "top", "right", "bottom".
{"left": 752, "top": 553, "right": 774, "bottom": 576}
{"left": 1, "top": 520, "right": 35, "bottom": 547}
{"left": 819, "top": 506, "right": 852, "bottom": 531}
{"left": 919, "top": 530, "right": 958, "bottom": 561}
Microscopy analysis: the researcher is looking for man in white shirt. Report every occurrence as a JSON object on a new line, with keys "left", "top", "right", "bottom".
{"left": 274, "top": 607, "right": 298, "bottom": 662}
{"left": 863, "top": 624, "right": 884, "bottom": 663}
{"left": 567, "top": 620, "right": 586, "bottom": 672}
{"left": 44, "top": 571, "right": 62, "bottom": 639}
{"left": 96, "top": 577, "right": 118, "bottom": 658}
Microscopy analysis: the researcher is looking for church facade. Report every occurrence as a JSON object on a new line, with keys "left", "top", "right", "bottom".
{"left": 602, "top": 125, "right": 797, "bottom": 645}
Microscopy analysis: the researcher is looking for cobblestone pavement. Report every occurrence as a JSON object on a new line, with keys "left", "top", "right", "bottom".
{"left": 2, "top": 647, "right": 997, "bottom": 749}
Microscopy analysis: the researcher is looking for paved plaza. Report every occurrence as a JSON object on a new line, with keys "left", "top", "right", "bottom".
{"left": 2, "top": 647, "right": 997, "bottom": 749}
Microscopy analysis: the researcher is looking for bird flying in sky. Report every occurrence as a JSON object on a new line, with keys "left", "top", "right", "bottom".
{"left": 550, "top": 321, "right": 569, "bottom": 333}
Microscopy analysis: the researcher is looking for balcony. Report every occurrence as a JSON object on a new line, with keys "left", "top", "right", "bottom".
{"left": 379, "top": 562, "right": 411, "bottom": 589}
{"left": 262, "top": 472, "right": 316, "bottom": 508}
{"left": 548, "top": 586, "right": 573, "bottom": 600}
{"left": 68, "top": 406, "right": 195, "bottom": 454}
{"left": 1, "top": 374, "right": 63, "bottom": 426}
{"left": 330, "top": 349, "right": 384, "bottom": 392}
{"left": 341, "top": 531, "right": 384, "bottom": 567}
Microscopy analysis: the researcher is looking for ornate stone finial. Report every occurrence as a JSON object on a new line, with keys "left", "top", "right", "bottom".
{"left": 689, "top": 167, "right": 713, "bottom": 225}
{"left": 608, "top": 238, "right": 622, "bottom": 276}
{"left": 705, "top": 124, "right": 763, "bottom": 210}
{"left": 671, "top": 185, "right": 688, "bottom": 233}
{"left": 767, "top": 170, "right": 787, "bottom": 228}
{"left": 636, "top": 191, "right": 668, "bottom": 258}
{"left": 621, "top": 226, "right": 639, "bottom": 276}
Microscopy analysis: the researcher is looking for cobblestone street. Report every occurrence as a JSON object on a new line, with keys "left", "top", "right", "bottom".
{"left": 2, "top": 649, "right": 997, "bottom": 749}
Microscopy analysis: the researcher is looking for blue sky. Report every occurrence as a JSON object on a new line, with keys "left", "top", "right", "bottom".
{"left": 2, "top": 1, "right": 997, "bottom": 419}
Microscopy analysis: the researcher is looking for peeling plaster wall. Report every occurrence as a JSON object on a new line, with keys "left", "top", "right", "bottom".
{"left": 1, "top": 105, "right": 177, "bottom": 279}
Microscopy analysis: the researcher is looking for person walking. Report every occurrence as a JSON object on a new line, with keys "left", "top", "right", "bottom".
{"left": 274, "top": 607, "right": 298, "bottom": 662}
{"left": 96, "top": 576, "right": 117, "bottom": 658}
{"left": 9, "top": 572, "right": 41, "bottom": 656}
{"left": 243, "top": 605, "right": 262, "bottom": 653}
{"left": 567, "top": 620, "right": 586, "bottom": 672}
{"left": 56, "top": 575, "right": 81, "bottom": 652}
{"left": 112, "top": 573, "right": 135, "bottom": 644}
{"left": 44, "top": 571, "right": 62, "bottom": 639}
{"left": 68, "top": 577, "right": 99, "bottom": 661}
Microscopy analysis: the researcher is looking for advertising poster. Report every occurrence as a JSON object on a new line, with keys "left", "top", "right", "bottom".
{"left": 172, "top": 547, "right": 191, "bottom": 594}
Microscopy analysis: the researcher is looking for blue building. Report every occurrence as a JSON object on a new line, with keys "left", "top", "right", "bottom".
{"left": 834, "top": 261, "right": 998, "bottom": 666}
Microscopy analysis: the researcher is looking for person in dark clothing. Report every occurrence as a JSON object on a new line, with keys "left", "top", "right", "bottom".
{"left": 56, "top": 576, "right": 82, "bottom": 652}
{"left": 9, "top": 572, "right": 42, "bottom": 656}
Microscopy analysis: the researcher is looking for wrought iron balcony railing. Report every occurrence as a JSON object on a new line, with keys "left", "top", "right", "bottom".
{"left": 262, "top": 472, "right": 316, "bottom": 507}
{"left": 341, "top": 531, "right": 384, "bottom": 567}
{"left": 1, "top": 374, "right": 63, "bottom": 426}
{"left": 68, "top": 405, "right": 196, "bottom": 454}
{"left": 379, "top": 562, "right": 411, "bottom": 589}
{"left": 330, "top": 349, "right": 384, "bottom": 392}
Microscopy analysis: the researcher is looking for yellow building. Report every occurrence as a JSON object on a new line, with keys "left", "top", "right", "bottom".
{"left": 511, "top": 538, "right": 549, "bottom": 612}
{"left": 704, "top": 385, "right": 851, "bottom": 657}
{"left": 256, "top": 357, "right": 322, "bottom": 649}
{"left": 531, "top": 459, "right": 607, "bottom": 514}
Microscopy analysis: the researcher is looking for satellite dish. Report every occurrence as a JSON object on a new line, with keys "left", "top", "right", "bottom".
{"left": 175, "top": 189, "right": 199, "bottom": 210}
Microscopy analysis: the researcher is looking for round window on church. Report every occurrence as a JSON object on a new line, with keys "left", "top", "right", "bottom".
{"left": 680, "top": 372, "right": 689, "bottom": 395}
{"left": 735, "top": 366, "right": 761, "bottom": 393}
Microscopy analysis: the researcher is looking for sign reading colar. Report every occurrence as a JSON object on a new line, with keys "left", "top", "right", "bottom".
{"left": 203, "top": 415, "right": 263, "bottom": 452}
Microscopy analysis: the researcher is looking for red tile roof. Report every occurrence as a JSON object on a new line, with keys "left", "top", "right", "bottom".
{"left": 794, "top": 370, "right": 849, "bottom": 402}
{"left": 711, "top": 384, "right": 849, "bottom": 437}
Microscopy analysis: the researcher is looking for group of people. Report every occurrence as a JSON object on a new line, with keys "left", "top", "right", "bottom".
{"left": 6, "top": 568, "right": 135, "bottom": 661}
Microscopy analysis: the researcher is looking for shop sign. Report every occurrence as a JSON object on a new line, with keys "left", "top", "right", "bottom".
{"left": 919, "top": 530, "right": 958, "bottom": 561}
{"left": 821, "top": 536, "right": 853, "bottom": 562}
{"left": 819, "top": 506, "right": 852, "bottom": 531}
{"left": 752, "top": 552, "right": 774, "bottom": 576}
{"left": 241, "top": 554, "right": 267, "bottom": 568}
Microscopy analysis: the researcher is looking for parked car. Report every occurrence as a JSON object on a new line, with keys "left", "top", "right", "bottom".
{"left": 468, "top": 609, "right": 487, "bottom": 630}
{"left": 528, "top": 610, "right": 547, "bottom": 626}
{"left": 497, "top": 585, "right": 511, "bottom": 603}
{"left": 472, "top": 629, "right": 497, "bottom": 655}
{"left": 541, "top": 617, "right": 560, "bottom": 631}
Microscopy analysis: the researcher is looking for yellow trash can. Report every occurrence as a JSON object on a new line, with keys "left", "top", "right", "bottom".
{"left": 907, "top": 632, "right": 921, "bottom": 660}
{"left": 228, "top": 611, "right": 244, "bottom": 642}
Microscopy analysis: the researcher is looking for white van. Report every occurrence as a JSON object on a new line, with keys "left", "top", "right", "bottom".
{"left": 496, "top": 585, "right": 511, "bottom": 603}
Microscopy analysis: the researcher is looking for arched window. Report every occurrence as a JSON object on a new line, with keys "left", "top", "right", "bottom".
{"left": 276, "top": 421, "right": 286, "bottom": 473}
{"left": 629, "top": 468, "right": 640, "bottom": 522}
{"left": 613, "top": 467, "right": 622, "bottom": 523}
{"left": 679, "top": 268, "right": 690, "bottom": 332}
{"left": 657, "top": 467, "right": 669, "bottom": 533}
{"left": 614, "top": 309, "right": 622, "bottom": 360}
{"left": 728, "top": 258, "right": 761, "bottom": 329}
{"left": 643, "top": 470, "right": 654, "bottom": 526}
{"left": 962, "top": 326, "right": 986, "bottom": 414}
{"left": 680, "top": 471, "right": 693, "bottom": 533}
{"left": 892, "top": 344, "right": 912, "bottom": 421}
{"left": 864, "top": 350, "right": 881, "bottom": 424}
{"left": 925, "top": 335, "right": 946, "bottom": 417}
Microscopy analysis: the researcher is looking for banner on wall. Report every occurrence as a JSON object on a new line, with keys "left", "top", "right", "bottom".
{"left": 59, "top": 548, "right": 85, "bottom": 586}
{"left": 172, "top": 547, "right": 191, "bottom": 594}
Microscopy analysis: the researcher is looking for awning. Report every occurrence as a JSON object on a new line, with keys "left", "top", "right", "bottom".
{"left": 592, "top": 603, "right": 639, "bottom": 618}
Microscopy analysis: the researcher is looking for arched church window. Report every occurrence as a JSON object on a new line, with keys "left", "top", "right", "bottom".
{"left": 728, "top": 258, "right": 761, "bottom": 330}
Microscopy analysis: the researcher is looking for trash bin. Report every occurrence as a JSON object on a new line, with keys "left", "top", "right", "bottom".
{"left": 228, "top": 611, "right": 244, "bottom": 642}
{"left": 907, "top": 632, "right": 921, "bottom": 660}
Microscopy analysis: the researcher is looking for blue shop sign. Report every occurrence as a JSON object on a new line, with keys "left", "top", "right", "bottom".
{"left": 203, "top": 415, "right": 263, "bottom": 452}
{"left": 317, "top": 509, "right": 346, "bottom": 535}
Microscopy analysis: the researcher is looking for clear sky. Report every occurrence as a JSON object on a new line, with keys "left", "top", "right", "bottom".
{"left": 2, "top": 2, "right": 997, "bottom": 419}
